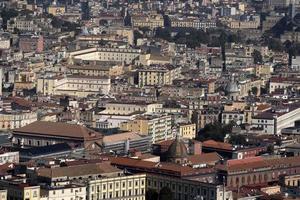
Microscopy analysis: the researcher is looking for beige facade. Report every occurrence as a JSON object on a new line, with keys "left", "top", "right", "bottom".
{"left": 178, "top": 123, "right": 196, "bottom": 139}
{"left": 70, "top": 48, "right": 141, "bottom": 64}
{"left": 0, "top": 181, "right": 40, "bottom": 200}
{"left": 88, "top": 174, "right": 146, "bottom": 200}
{"left": 0, "top": 111, "right": 37, "bottom": 130}
{"left": 47, "top": 6, "right": 65, "bottom": 16}
{"left": 0, "top": 190, "right": 7, "bottom": 200}
{"left": 132, "top": 14, "right": 164, "bottom": 29}
{"left": 120, "top": 114, "right": 172, "bottom": 143}
{"left": 37, "top": 75, "right": 111, "bottom": 97}
{"left": 102, "top": 102, "right": 162, "bottom": 115}
{"left": 41, "top": 184, "right": 86, "bottom": 200}
{"left": 138, "top": 66, "right": 181, "bottom": 87}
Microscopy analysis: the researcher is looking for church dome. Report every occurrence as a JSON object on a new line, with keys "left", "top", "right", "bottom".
{"left": 165, "top": 137, "right": 188, "bottom": 163}
{"left": 225, "top": 80, "right": 239, "bottom": 94}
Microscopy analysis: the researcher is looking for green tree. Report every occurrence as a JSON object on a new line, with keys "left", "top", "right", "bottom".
{"left": 251, "top": 86, "right": 258, "bottom": 96}
{"left": 229, "top": 134, "right": 247, "bottom": 145}
{"left": 252, "top": 50, "right": 263, "bottom": 64}
{"left": 159, "top": 187, "right": 173, "bottom": 200}
{"left": 197, "top": 121, "right": 235, "bottom": 142}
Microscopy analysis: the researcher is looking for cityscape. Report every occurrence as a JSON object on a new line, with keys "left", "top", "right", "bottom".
{"left": 0, "top": 0, "right": 300, "bottom": 199}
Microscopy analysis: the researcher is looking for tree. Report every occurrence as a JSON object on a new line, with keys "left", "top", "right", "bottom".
{"left": 229, "top": 134, "right": 247, "bottom": 146}
{"left": 197, "top": 121, "right": 235, "bottom": 142}
{"left": 146, "top": 189, "right": 158, "bottom": 200}
{"left": 159, "top": 187, "right": 173, "bottom": 200}
{"left": 252, "top": 50, "right": 263, "bottom": 64}
{"left": 251, "top": 86, "right": 258, "bottom": 96}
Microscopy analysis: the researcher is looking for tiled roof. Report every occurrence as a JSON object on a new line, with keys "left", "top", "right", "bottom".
{"left": 202, "top": 140, "right": 233, "bottom": 151}
{"left": 13, "top": 121, "right": 102, "bottom": 140}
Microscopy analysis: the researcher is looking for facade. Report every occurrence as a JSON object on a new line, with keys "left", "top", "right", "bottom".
{"left": 102, "top": 132, "right": 152, "bottom": 154}
{"left": 102, "top": 101, "right": 162, "bottom": 115}
{"left": 87, "top": 174, "right": 146, "bottom": 200}
{"left": 0, "top": 111, "right": 37, "bottom": 130}
{"left": 219, "top": 156, "right": 300, "bottom": 188}
{"left": 120, "top": 114, "right": 173, "bottom": 143}
{"left": 137, "top": 65, "right": 181, "bottom": 87}
{"left": 41, "top": 184, "right": 86, "bottom": 200}
{"left": 7, "top": 17, "right": 39, "bottom": 32}
{"left": 131, "top": 14, "right": 164, "bottom": 29}
{"left": 37, "top": 75, "right": 111, "bottom": 97}
{"left": 0, "top": 179, "right": 40, "bottom": 200}
{"left": 12, "top": 121, "right": 103, "bottom": 151}
{"left": 170, "top": 17, "right": 216, "bottom": 30}
{"left": 0, "top": 151, "right": 19, "bottom": 164}
{"left": 251, "top": 103, "right": 300, "bottom": 135}
{"left": 19, "top": 34, "right": 44, "bottom": 53}
{"left": 178, "top": 123, "right": 196, "bottom": 139}
{"left": 0, "top": 190, "right": 7, "bottom": 200}
{"left": 69, "top": 47, "right": 141, "bottom": 64}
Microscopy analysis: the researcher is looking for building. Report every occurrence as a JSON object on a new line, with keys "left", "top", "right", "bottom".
{"left": 0, "top": 190, "right": 7, "bottom": 200}
{"left": 131, "top": 14, "right": 164, "bottom": 29}
{"left": 170, "top": 16, "right": 216, "bottom": 30}
{"left": 109, "top": 158, "right": 233, "bottom": 200}
{"left": 101, "top": 101, "right": 162, "bottom": 115}
{"left": 0, "top": 111, "right": 37, "bottom": 130}
{"left": 0, "top": 179, "right": 40, "bottom": 200}
{"left": 251, "top": 103, "right": 300, "bottom": 135}
{"left": 137, "top": 65, "right": 181, "bottom": 87}
{"left": 178, "top": 123, "right": 196, "bottom": 139}
{"left": 69, "top": 47, "right": 141, "bottom": 64}
{"left": 41, "top": 184, "right": 86, "bottom": 200}
{"left": 120, "top": 114, "right": 172, "bottom": 143}
{"left": 87, "top": 173, "right": 147, "bottom": 200}
{"left": 12, "top": 121, "right": 103, "bottom": 151}
{"left": 37, "top": 75, "right": 111, "bottom": 97}
{"left": 218, "top": 156, "right": 300, "bottom": 188}
{"left": 19, "top": 34, "right": 44, "bottom": 53}
{"left": 7, "top": 16, "right": 39, "bottom": 32}
{"left": 0, "top": 151, "right": 19, "bottom": 164}
{"left": 47, "top": 5, "right": 65, "bottom": 16}
{"left": 102, "top": 132, "right": 152, "bottom": 154}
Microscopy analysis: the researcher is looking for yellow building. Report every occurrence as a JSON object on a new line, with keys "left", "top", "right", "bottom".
{"left": 132, "top": 14, "right": 164, "bottom": 29}
{"left": 255, "top": 64, "right": 271, "bottom": 78}
{"left": 47, "top": 6, "right": 65, "bottom": 16}
{"left": 137, "top": 65, "right": 181, "bottom": 87}
{"left": 87, "top": 174, "right": 146, "bottom": 200}
{"left": 0, "top": 180, "right": 40, "bottom": 200}
{"left": 120, "top": 114, "right": 172, "bottom": 143}
{"left": 178, "top": 123, "right": 196, "bottom": 139}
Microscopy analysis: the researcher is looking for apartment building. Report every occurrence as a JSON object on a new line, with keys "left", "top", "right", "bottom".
{"left": 37, "top": 75, "right": 111, "bottom": 97}
{"left": 131, "top": 14, "right": 164, "bottom": 29}
{"left": 69, "top": 47, "right": 141, "bottom": 64}
{"left": 120, "top": 114, "right": 173, "bottom": 143}
{"left": 137, "top": 65, "right": 181, "bottom": 87}
{"left": 178, "top": 123, "right": 196, "bottom": 139}
{"left": 102, "top": 101, "right": 163, "bottom": 115}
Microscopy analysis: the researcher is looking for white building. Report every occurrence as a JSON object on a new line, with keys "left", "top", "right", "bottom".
{"left": 0, "top": 151, "right": 19, "bottom": 164}
{"left": 251, "top": 103, "right": 300, "bottom": 135}
{"left": 69, "top": 47, "right": 141, "bottom": 64}
{"left": 40, "top": 184, "right": 86, "bottom": 200}
{"left": 37, "top": 75, "right": 111, "bottom": 97}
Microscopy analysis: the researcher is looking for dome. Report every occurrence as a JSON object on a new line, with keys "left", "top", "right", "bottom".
{"left": 165, "top": 137, "right": 188, "bottom": 162}
{"left": 225, "top": 80, "right": 239, "bottom": 94}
